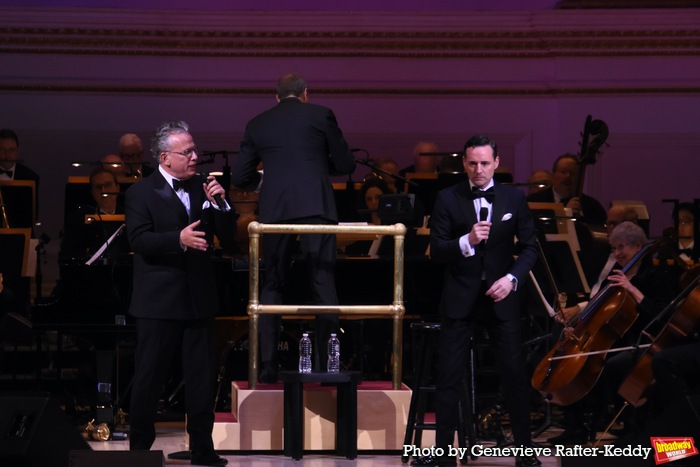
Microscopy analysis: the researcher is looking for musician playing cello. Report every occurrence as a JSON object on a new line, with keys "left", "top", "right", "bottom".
{"left": 545, "top": 221, "right": 677, "bottom": 444}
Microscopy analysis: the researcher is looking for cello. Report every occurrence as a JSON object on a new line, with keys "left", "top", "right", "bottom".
{"left": 617, "top": 266, "right": 700, "bottom": 408}
{"left": 531, "top": 240, "right": 660, "bottom": 406}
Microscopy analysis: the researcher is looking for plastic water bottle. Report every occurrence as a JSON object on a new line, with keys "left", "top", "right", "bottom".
{"left": 327, "top": 333, "right": 340, "bottom": 373}
{"left": 299, "top": 333, "right": 312, "bottom": 373}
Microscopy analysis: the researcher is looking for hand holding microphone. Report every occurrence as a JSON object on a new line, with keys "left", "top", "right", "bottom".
{"left": 200, "top": 172, "right": 228, "bottom": 210}
{"left": 469, "top": 206, "right": 492, "bottom": 246}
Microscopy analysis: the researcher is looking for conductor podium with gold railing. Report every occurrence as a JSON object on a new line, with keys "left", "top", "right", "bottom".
{"left": 209, "top": 221, "right": 413, "bottom": 452}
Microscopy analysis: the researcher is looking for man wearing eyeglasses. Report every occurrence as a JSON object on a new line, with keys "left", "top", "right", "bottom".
{"left": 119, "top": 132, "right": 154, "bottom": 178}
{"left": 125, "top": 121, "right": 236, "bottom": 466}
{"left": 232, "top": 73, "right": 355, "bottom": 383}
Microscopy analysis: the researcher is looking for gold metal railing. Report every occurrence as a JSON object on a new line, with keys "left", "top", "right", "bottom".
{"left": 246, "top": 221, "right": 407, "bottom": 389}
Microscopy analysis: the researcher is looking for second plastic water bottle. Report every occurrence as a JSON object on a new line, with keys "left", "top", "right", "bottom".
{"left": 327, "top": 333, "right": 340, "bottom": 373}
{"left": 299, "top": 333, "right": 312, "bottom": 373}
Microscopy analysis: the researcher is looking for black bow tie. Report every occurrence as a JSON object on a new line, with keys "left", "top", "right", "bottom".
{"left": 679, "top": 248, "right": 694, "bottom": 257}
{"left": 471, "top": 186, "right": 495, "bottom": 203}
{"left": 0, "top": 168, "right": 13, "bottom": 177}
{"left": 172, "top": 179, "right": 189, "bottom": 192}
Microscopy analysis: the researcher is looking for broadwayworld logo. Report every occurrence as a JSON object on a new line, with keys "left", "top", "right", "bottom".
{"left": 650, "top": 437, "right": 699, "bottom": 465}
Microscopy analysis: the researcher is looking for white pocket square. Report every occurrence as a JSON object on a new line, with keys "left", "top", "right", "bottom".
{"left": 501, "top": 213, "right": 512, "bottom": 221}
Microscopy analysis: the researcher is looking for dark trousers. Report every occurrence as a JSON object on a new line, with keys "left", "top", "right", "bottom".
{"left": 436, "top": 287, "right": 532, "bottom": 450}
{"left": 261, "top": 216, "right": 339, "bottom": 370}
{"left": 129, "top": 317, "right": 217, "bottom": 454}
{"left": 651, "top": 342, "right": 700, "bottom": 416}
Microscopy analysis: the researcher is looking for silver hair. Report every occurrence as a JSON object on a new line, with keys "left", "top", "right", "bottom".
{"left": 150, "top": 121, "right": 189, "bottom": 161}
{"left": 609, "top": 221, "right": 647, "bottom": 247}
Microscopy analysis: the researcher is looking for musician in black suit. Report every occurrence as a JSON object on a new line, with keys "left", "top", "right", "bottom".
{"left": 0, "top": 129, "right": 40, "bottom": 224}
{"left": 231, "top": 73, "right": 355, "bottom": 382}
{"left": 61, "top": 168, "right": 129, "bottom": 261}
{"left": 119, "top": 132, "right": 155, "bottom": 178}
{"left": 527, "top": 153, "right": 606, "bottom": 226}
{"left": 424, "top": 135, "right": 540, "bottom": 467}
{"left": 126, "top": 121, "right": 235, "bottom": 466}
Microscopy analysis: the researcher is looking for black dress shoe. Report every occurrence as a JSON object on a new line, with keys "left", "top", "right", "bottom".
{"left": 190, "top": 451, "right": 228, "bottom": 466}
{"left": 258, "top": 362, "right": 278, "bottom": 384}
{"left": 546, "top": 427, "right": 588, "bottom": 445}
{"left": 411, "top": 454, "right": 438, "bottom": 466}
{"left": 515, "top": 455, "right": 542, "bottom": 467}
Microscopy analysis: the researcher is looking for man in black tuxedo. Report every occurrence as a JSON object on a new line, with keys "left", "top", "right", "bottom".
{"left": 126, "top": 121, "right": 235, "bottom": 466}
{"left": 427, "top": 135, "right": 540, "bottom": 467}
{"left": 0, "top": 129, "right": 40, "bottom": 225}
{"left": 526, "top": 153, "right": 606, "bottom": 226}
{"left": 231, "top": 73, "right": 355, "bottom": 382}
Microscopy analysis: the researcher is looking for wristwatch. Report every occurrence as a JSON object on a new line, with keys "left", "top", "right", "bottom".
{"left": 506, "top": 273, "right": 517, "bottom": 291}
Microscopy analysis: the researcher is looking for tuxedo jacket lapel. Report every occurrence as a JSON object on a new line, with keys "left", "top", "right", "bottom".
{"left": 153, "top": 171, "right": 189, "bottom": 223}
{"left": 491, "top": 184, "right": 507, "bottom": 226}
{"left": 456, "top": 182, "right": 478, "bottom": 226}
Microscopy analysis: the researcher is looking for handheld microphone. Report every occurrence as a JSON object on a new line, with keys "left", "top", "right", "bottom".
{"left": 479, "top": 207, "right": 489, "bottom": 248}
{"left": 200, "top": 172, "right": 227, "bottom": 210}
{"left": 480, "top": 207, "right": 489, "bottom": 222}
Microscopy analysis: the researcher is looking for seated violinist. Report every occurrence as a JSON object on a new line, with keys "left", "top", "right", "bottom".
{"left": 527, "top": 153, "right": 606, "bottom": 226}
{"left": 547, "top": 221, "right": 677, "bottom": 444}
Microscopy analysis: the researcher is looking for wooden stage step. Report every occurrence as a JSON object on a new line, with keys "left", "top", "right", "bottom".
{"left": 209, "top": 380, "right": 412, "bottom": 451}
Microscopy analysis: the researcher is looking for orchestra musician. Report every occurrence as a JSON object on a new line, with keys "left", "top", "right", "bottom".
{"left": 647, "top": 201, "right": 699, "bottom": 424}
{"left": 60, "top": 167, "right": 129, "bottom": 261}
{"left": 674, "top": 202, "right": 696, "bottom": 263}
{"left": 231, "top": 73, "right": 356, "bottom": 383}
{"left": 358, "top": 177, "right": 392, "bottom": 225}
{"left": 548, "top": 221, "right": 677, "bottom": 444}
{"left": 119, "top": 133, "right": 154, "bottom": 178}
{"left": 365, "top": 156, "right": 401, "bottom": 193}
{"left": 527, "top": 153, "right": 606, "bottom": 226}
{"left": 126, "top": 121, "right": 235, "bottom": 466}
{"left": 424, "top": 135, "right": 540, "bottom": 467}
{"left": 0, "top": 128, "right": 41, "bottom": 222}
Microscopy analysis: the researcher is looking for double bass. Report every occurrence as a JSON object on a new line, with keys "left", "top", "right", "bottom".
{"left": 531, "top": 241, "right": 659, "bottom": 406}
{"left": 572, "top": 115, "right": 611, "bottom": 286}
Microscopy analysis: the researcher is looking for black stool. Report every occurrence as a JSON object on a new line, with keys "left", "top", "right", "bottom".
{"left": 278, "top": 370, "right": 361, "bottom": 460}
{"left": 402, "top": 322, "right": 477, "bottom": 464}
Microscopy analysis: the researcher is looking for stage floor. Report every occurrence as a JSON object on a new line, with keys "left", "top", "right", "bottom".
{"left": 86, "top": 422, "right": 574, "bottom": 466}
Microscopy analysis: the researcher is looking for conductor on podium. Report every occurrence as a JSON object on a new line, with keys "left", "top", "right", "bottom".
{"left": 231, "top": 73, "right": 356, "bottom": 383}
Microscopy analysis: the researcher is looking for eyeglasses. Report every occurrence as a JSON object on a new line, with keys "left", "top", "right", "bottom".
{"left": 164, "top": 147, "right": 198, "bottom": 158}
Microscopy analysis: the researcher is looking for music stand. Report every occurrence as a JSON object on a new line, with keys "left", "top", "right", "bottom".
{"left": 528, "top": 202, "right": 590, "bottom": 295}
{"left": 0, "top": 228, "right": 31, "bottom": 277}
{"left": 83, "top": 214, "right": 127, "bottom": 265}
{"left": 0, "top": 228, "right": 32, "bottom": 313}
{"left": 332, "top": 182, "right": 363, "bottom": 222}
{"left": 64, "top": 176, "right": 134, "bottom": 225}
{"left": 0, "top": 180, "right": 36, "bottom": 228}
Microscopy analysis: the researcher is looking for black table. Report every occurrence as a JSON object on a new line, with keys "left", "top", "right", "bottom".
{"left": 278, "top": 370, "right": 362, "bottom": 460}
